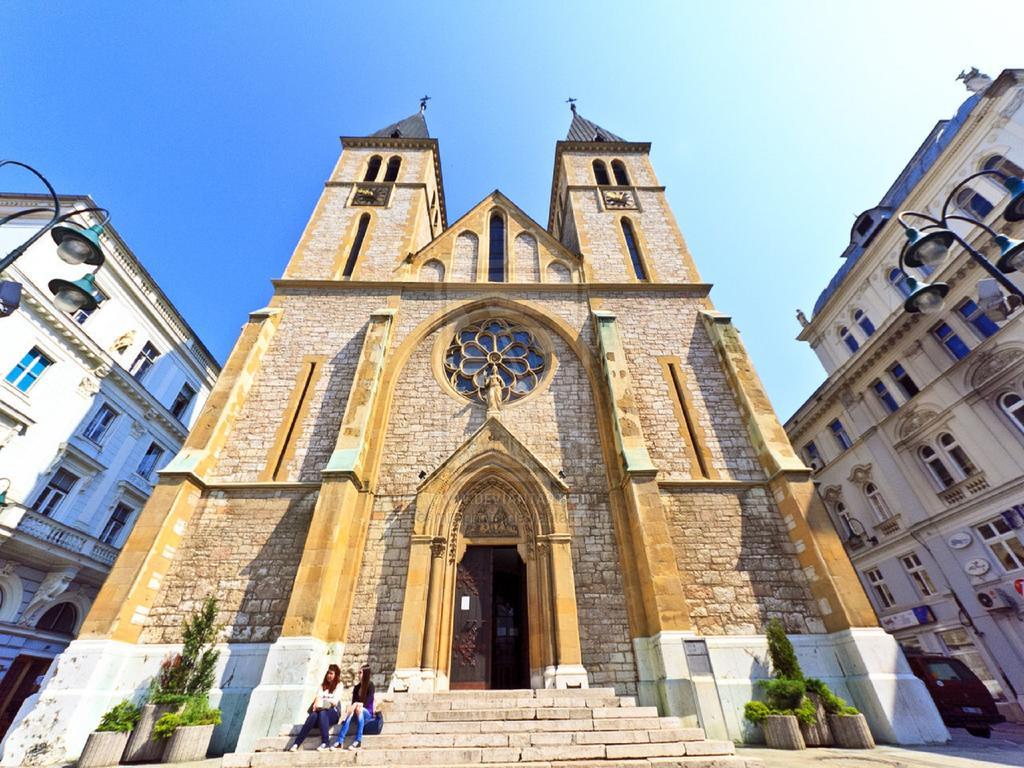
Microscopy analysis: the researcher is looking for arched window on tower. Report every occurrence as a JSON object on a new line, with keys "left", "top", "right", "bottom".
{"left": 621, "top": 219, "right": 647, "bottom": 281}
{"left": 889, "top": 268, "right": 914, "bottom": 298}
{"left": 342, "top": 214, "right": 370, "bottom": 279}
{"left": 839, "top": 326, "right": 858, "bottom": 353}
{"left": 383, "top": 156, "right": 401, "bottom": 182}
{"left": 854, "top": 309, "right": 875, "bottom": 337}
{"left": 364, "top": 155, "right": 382, "bottom": 182}
{"left": 488, "top": 213, "right": 506, "bottom": 282}
{"left": 956, "top": 187, "right": 994, "bottom": 218}
{"left": 983, "top": 154, "right": 1024, "bottom": 179}
{"left": 593, "top": 160, "right": 610, "bottom": 186}
{"left": 999, "top": 392, "right": 1024, "bottom": 434}
{"left": 611, "top": 160, "right": 630, "bottom": 186}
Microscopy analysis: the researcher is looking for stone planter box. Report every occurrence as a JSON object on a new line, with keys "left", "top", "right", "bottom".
{"left": 78, "top": 731, "right": 130, "bottom": 768}
{"left": 123, "top": 703, "right": 176, "bottom": 763}
{"left": 800, "top": 696, "right": 833, "bottom": 747}
{"left": 161, "top": 724, "right": 215, "bottom": 763}
{"left": 763, "top": 715, "right": 806, "bottom": 750}
{"left": 828, "top": 713, "right": 875, "bottom": 749}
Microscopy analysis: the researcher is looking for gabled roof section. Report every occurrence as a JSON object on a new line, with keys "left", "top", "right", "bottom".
{"left": 566, "top": 107, "right": 625, "bottom": 142}
{"left": 370, "top": 110, "right": 430, "bottom": 139}
{"left": 411, "top": 189, "right": 582, "bottom": 266}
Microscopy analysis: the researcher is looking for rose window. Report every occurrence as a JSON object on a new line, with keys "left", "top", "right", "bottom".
{"left": 444, "top": 319, "right": 546, "bottom": 403}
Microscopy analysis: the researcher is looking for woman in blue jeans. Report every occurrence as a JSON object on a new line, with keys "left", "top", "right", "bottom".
{"left": 286, "top": 664, "right": 342, "bottom": 752}
{"left": 332, "top": 665, "right": 375, "bottom": 750}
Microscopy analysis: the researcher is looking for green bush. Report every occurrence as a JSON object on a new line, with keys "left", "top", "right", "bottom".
{"left": 150, "top": 598, "right": 221, "bottom": 706}
{"left": 743, "top": 700, "right": 772, "bottom": 725}
{"left": 96, "top": 700, "right": 141, "bottom": 733}
{"left": 765, "top": 619, "right": 803, "bottom": 680}
{"left": 153, "top": 696, "right": 222, "bottom": 740}
{"left": 805, "top": 677, "right": 859, "bottom": 715}
{"left": 760, "top": 678, "right": 805, "bottom": 711}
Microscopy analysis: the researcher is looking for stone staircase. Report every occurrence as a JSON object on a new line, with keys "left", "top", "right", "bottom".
{"left": 224, "top": 688, "right": 761, "bottom": 768}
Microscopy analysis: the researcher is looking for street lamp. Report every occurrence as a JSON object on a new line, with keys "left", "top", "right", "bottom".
{"left": 895, "top": 169, "right": 1024, "bottom": 315}
{"left": 0, "top": 160, "right": 110, "bottom": 318}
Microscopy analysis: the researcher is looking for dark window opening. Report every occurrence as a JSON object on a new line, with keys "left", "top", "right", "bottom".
{"left": 36, "top": 603, "right": 77, "bottom": 635}
{"left": 611, "top": 160, "right": 630, "bottom": 186}
{"left": 383, "top": 156, "right": 401, "bottom": 182}
{"left": 343, "top": 214, "right": 370, "bottom": 278}
{"left": 364, "top": 155, "right": 382, "bottom": 182}
{"left": 488, "top": 214, "right": 506, "bottom": 282}
{"left": 621, "top": 219, "right": 646, "bottom": 280}
{"left": 593, "top": 160, "right": 610, "bottom": 186}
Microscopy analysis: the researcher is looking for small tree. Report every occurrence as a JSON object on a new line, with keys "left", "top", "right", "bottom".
{"left": 152, "top": 598, "right": 221, "bottom": 704}
{"left": 765, "top": 618, "right": 803, "bottom": 680}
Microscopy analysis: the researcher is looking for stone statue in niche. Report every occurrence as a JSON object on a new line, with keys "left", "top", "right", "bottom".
{"left": 485, "top": 368, "right": 503, "bottom": 418}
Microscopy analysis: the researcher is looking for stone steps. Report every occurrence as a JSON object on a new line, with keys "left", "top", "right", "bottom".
{"left": 224, "top": 689, "right": 759, "bottom": 768}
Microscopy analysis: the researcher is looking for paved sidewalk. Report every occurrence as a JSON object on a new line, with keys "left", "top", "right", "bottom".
{"left": 738, "top": 724, "right": 1024, "bottom": 768}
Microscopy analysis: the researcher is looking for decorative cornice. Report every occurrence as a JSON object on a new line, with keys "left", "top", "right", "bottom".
{"left": 270, "top": 278, "right": 712, "bottom": 296}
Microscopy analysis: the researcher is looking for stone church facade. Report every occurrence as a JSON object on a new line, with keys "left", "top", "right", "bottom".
{"left": 2, "top": 109, "right": 947, "bottom": 765}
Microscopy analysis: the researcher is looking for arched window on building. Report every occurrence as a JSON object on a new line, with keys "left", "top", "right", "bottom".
{"left": 956, "top": 187, "right": 994, "bottom": 218}
{"left": 36, "top": 602, "right": 78, "bottom": 636}
{"left": 938, "top": 432, "right": 977, "bottom": 478}
{"left": 342, "top": 214, "right": 370, "bottom": 279}
{"left": 621, "top": 219, "right": 647, "bottom": 281}
{"left": 611, "top": 160, "right": 630, "bottom": 186}
{"left": 854, "top": 309, "right": 875, "bottom": 337}
{"left": 999, "top": 392, "right": 1024, "bottom": 433}
{"left": 919, "top": 445, "right": 956, "bottom": 489}
{"left": 383, "top": 156, "right": 401, "bottom": 182}
{"left": 839, "top": 326, "right": 859, "bottom": 353}
{"left": 863, "top": 483, "right": 892, "bottom": 522}
{"left": 488, "top": 213, "right": 506, "bottom": 282}
{"left": 983, "top": 154, "right": 1024, "bottom": 179}
{"left": 889, "top": 268, "right": 914, "bottom": 298}
{"left": 593, "top": 160, "right": 610, "bottom": 186}
{"left": 364, "top": 155, "right": 382, "bottom": 182}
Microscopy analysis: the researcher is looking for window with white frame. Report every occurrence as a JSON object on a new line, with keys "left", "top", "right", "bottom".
{"left": 82, "top": 403, "right": 118, "bottom": 443}
{"left": 5, "top": 347, "right": 54, "bottom": 393}
{"left": 129, "top": 341, "right": 160, "bottom": 382}
{"left": 955, "top": 187, "right": 994, "bottom": 218}
{"left": 854, "top": 309, "right": 875, "bottom": 337}
{"left": 863, "top": 482, "right": 893, "bottom": 522}
{"left": 72, "top": 287, "right": 107, "bottom": 325}
{"left": 872, "top": 379, "right": 899, "bottom": 413}
{"left": 865, "top": 567, "right": 896, "bottom": 609}
{"left": 900, "top": 552, "right": 937, "bottom": 597}
{"left": 983, "top": 153, "right": 1024, "bottom": 179}
{"left": 938, "top": 432, "right": 977, "bottom": 478}
{"left": 888, "top": 362, "right": 919, "bottom": 399}
{"left": 976, "top": 516, "right": 1024, "bottom": 573}
{"left": 999, "top": 392, "right": 1024, "bottom": 434}
{"left": 889, "top": 268, "right": 914, "bottom": 298}
{"left": 834, "top": 501, "right": 854, "bottom": 538}
{"left": 169, "top": 383, "right": 196, "bottom": 420}
{"left": 932, "top": 321, "right": 971, "bottom": 361}
{"left": 136, "top": 442, "right": 165, "bottom": 480}
{"left": 802, "top": 441, "right": 822, "bottom": 469}
{"left": 956, "top": 299, "right": 999, "bottom": 340}
{"left": 829, "top": 419, "right": 853, "bottom": 450}
{"left": 839, "top": 326, "right": 859, "bottom": 353}
{"left": 100, "top": 502, "right": 133, "bottom": 545}
{"left": 919, "top": 445, "right": 956, "bottom": 489}
{"left": 32, "top": 468, "right": 80, "bottom": 517}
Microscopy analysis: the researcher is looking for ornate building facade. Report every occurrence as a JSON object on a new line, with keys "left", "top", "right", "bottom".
{"left": 3, "top": 108, "right": 946, "bottom": 764}
{"left": 0, "top": 194, "right": 218, "bottom": 738}
{"left": 786, "top": 69, "right": 1024, "bottom": 723}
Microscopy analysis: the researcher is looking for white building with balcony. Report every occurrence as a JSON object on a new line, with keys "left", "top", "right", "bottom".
{"left": 786, "top": 69, "right": 1024, "bottom": 722}
{"left": 0, "top": 193, "right": 219, "bottom": 736}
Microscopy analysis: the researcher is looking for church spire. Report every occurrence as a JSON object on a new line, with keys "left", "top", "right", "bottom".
{"left": 369, "top": 109, "right": 430, "bottom": 139}
{"left": 564, "top": 105, "right": 625, "bottom": 142}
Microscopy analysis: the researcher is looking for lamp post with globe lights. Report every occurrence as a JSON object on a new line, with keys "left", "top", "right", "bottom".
{"left": 895, "top": 168, "right": 1024, "bottom": 316}
{"left": 0, "top": 160, "right": 111, "bottom": 318}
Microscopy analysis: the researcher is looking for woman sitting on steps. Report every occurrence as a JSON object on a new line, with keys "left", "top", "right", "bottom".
{"left": 285, "top": 664, "right": 342, "bottom": 752}
{"left": 332, "top": 664, "right": 375, "bottom": 751}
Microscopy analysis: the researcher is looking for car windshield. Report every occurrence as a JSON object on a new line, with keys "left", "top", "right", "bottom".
{"left": 926, "top": 661, "right": 965, "bottom": 681}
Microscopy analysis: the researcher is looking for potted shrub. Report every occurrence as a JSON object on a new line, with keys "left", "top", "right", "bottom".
{"left": 78, "top": 699, "right": 140, "bottom": 768}
{"left": 153, "top": 696, "right": 222, "bottom": 763}
{"left": 807, "top": 679, "right": 875, "bottom": 749}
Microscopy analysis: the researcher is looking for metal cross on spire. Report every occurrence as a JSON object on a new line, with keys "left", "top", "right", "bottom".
{"left": 419, "top": 95, "right": 431, "bottom": 112}
{"left": 566, "top": 97, "right": 577, "bottom": 113}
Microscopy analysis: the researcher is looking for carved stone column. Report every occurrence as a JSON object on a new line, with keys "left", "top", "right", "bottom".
{"left": 543, "top": 534, "right": 587, "bottom": 688}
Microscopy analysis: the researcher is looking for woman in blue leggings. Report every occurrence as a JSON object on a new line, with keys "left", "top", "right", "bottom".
{"left": 332, "top": 665, "right": 375, "bottom": 750}
{"left": 286, "top": 665, "right": 342, "bottom": 752}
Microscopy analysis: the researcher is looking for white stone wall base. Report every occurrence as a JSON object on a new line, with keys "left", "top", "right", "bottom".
{"left": 389, "top": 668, "right": 448, "bottom": 693}
{"left": 632, "top": 627, "right": 949, "bottom": 745}
{"left": 542, "top": 664, "right": 589, "bottom": 689}
{"left": 0, "top": 638, "right": 271, "bottom": 766}
{"left": 233, "top": 637, "right": 342, "bottom": 754}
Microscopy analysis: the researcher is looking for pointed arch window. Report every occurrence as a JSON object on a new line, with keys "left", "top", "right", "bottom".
{"left": 854, "top": 309, "right": 875, "bottom": 337}
{"left": 863, "top": 482, "right": 893, "bottom": 522}
{"left": 938, "top": 432, "right": 976, "bottom": 478}
{"left": 488, "top": 213, "right": 506, "bottom": 282}
{"left": 383, "top": 156, "right": 401, "bottom": 182}
{"left": 364, "top": 155, "right": 382, "bottom": 182}
{"left": 593, "top": 160, "right": 610, "bottom": 186}
{"left": 621, "top": 219, "right": 647, "bottom": 281}
{"left": 342, "top": 214, "right": 370, "bottom": 279}
{"left": 889, "top": 268, "right": 914, "bottom": 298}
{"left": 983, "top": 154, "right": 1024, "bottom": 179}
{"left": 919, "top": 445, "right": 955, "bottom": 489}
{"left": 839, "top": 326, "right": 858, "bottom": 353}
{"left": 999, "top": 392, "right": 1024, "bottom": 433}
{"left": 611, "top": 160, "right": 630, "bottom": 186}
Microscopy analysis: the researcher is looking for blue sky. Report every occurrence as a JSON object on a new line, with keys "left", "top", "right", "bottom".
{"left": 3, "top": 1, "right": 1021, "bottom": 419}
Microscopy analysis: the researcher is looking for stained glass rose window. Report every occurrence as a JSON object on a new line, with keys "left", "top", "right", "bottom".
{"left": 444, "top": 319, "right": 546, "bottom": 403}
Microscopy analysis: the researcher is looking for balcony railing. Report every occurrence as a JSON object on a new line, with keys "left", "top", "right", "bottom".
{"left": 0, "top": 505, "right": 118, "bottom": 568}
{"left": 938, "top": 472, "right": 990, "bottom": 506}
{"left": 873, "top": 514, "right": 902, "bottom": 537}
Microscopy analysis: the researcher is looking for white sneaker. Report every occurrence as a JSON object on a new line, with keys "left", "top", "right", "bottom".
{"left": 286, "top": 744, "right": 298, "bottom": 752}
{"left": 349, "top": 741, "right": 362, "bottom": 750}
{"left": 316, "top": 743, "right": 329, "bottom": 751}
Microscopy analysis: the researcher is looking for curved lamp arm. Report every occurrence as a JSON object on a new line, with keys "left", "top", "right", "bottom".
{"left": 0, "top": 160, "right": 62, "bottom": 272}
{"left": 940, "top": 169, "right": 1012, "bottom": 223}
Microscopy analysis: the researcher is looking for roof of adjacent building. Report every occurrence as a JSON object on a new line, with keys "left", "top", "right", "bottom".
{"left": 565, "top": 109, "right": 625, "bottom": 142}
{"left": 370, "top": 111, "right": 430, "bottom": 139}
{"left": 811, "top": 91, "right": 984, "bottom": 318}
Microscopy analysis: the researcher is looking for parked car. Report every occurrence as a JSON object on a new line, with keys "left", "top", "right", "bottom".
{"left": 906, "top": 653, "right": 1005, "bottom": 737}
